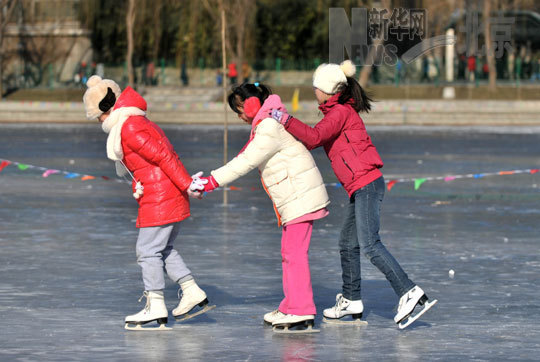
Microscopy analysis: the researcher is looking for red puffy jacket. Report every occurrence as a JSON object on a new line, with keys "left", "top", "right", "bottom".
{"left": 114, "top": 87, "right": 192, "bottom": 228}
{"left": 285, "top": 93, "right": 383, "bottom": 197}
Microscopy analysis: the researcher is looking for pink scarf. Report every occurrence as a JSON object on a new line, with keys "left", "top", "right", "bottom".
{"left": 238, "top": 94, "right": 287, "bottom": 155}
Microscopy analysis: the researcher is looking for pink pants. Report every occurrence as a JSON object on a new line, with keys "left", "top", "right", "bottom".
{"left": 278, "top": 220, "right": 316, "bottom": 315}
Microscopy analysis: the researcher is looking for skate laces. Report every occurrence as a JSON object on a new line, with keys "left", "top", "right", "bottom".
{"left": 177, "top": 287, "right": 183, "bottom": 301}
{"left": 138, "top": 291, "right": 150, "bottom": 311}
{"left": 333, "top": 294, "right": 348, "bottom": 311}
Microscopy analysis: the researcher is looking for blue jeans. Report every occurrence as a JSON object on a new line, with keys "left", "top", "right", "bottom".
{"left": 339, "top": 176, "right": 415, "bottom": 300}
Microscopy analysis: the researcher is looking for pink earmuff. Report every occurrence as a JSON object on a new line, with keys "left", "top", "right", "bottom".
{"left": 243, "top": 97, "right": 261, "bottom": 118}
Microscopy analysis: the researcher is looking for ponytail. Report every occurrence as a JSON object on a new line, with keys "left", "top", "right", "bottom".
{"left": 227, "top": 82, "right": 272, "bottom": 114}
{"left": 336, "top": 77, "right": 373, "bottom": 113}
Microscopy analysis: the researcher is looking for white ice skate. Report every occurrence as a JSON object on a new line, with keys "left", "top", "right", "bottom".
{"left": 263, "top": 309, "right": 286, "bottom": 326}
{"left": 172, "top": 279, "right": 215, "bottom": 322}
{"left": 124, "top": 291, "right": 171, "bottom": 331}
{"left": 272, "top": 314, "right": 319, "bottom": 334}
{"left": 322, "top": 294, "right": 368, "bottom": 326}
{"left": 394, "top": 286, "right": 437, "bottom": 329}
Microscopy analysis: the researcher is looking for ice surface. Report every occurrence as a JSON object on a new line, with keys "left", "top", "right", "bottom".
{"left": 1, "top": 124, "right": 539, "bottom": 361}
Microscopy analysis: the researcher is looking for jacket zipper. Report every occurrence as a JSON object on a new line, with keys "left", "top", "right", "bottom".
{"left": 341, "top": 157, "right": 354, "bottom": 176}
{"left": 344, "top": 132, "right": 358, "bottom": 156}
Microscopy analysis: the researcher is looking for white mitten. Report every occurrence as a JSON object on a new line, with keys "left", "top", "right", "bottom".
{"left": 133, "top": 181, "right": 144, "bottom": 199}
{"left": 189, "top": 171, "right": 208, "bottom": 192}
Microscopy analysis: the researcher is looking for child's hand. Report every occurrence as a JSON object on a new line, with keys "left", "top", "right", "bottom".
{"left": 189, "top": 171, "right": 208, "bottom": 192}
{"left": 269, "top": 109, "right": 292, "bottom": 126}
{"left": 199, "top": 175, "right": 219, "bottom": 193}
{"left": 187, "top": 189, "right": 204, "bottom": 200}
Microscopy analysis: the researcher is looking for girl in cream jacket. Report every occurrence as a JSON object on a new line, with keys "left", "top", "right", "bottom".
{"left": 200, "top": 83, "right": 329, "bottom": 331}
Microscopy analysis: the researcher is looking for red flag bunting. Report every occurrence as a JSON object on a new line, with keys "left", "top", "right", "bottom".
{"left": 387, "top": 180, "right": 398, "bottom": 191}
{"left": 0, "top": 160, "right": 11, "bottom": 172}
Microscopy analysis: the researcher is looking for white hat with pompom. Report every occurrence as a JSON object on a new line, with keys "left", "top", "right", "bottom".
{"left": 312, "top": 60, "right": 356, "bottom": 94}
{"left": 82, "top": 75, "right": 122, "bottom": 120}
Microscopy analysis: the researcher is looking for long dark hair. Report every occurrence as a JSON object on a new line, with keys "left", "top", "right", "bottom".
{"left": 227, "top": 82, "right": 272, "bottom": 114}
{"left": 336, "top": 77, "right": 373, "bottom": 113}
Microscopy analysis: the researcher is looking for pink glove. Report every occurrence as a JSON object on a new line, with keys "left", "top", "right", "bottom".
{"left": 269, "top": 109, "right": 292, "bottom": 126}
{"left": 200, "top": 175, "right": 219, "bottom": 193}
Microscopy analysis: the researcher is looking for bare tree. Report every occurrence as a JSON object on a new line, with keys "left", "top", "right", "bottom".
{"left": 126, "top": 0, "right": 136, "bottom": 87}
{"left": 201, "top": 0, "right": 255, "bottom": 69}
{"left": 0, "top": 0, "right": 18, "bottom": 97}
{"left": 151, "top": 0, "right": 162, "bottom": 63}
{"left": 358, "top": 0, "right": 389, "bottom": 88}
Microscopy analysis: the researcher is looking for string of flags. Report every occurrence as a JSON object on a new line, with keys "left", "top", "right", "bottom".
{"left": 0, "top": 159, "right": 121, "bottom": 184}
{"left": 1, "top": 158, "right": 538, "bottom": 192}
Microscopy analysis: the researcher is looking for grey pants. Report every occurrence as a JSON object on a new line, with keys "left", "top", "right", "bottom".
{"left": 136, "top": 222, "right": 191, "bottom": 291}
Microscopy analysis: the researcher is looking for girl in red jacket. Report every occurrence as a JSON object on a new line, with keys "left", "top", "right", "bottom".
{"left": 269, "top": 61, "right": 437, "bottom": 329}
{"left": 83, "top": 76, "right": 213, "bottom": 330}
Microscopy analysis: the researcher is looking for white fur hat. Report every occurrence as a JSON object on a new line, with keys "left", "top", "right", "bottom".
{"left": 313, "top": 60, "right": 356, "bottom": 94}
{"left": 83, "top": 75, "right": 122, "bottom": 120}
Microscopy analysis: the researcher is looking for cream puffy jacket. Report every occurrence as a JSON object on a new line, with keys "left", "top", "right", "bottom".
{"left": 211, "top": 118, "right": 330, "bottom": 225}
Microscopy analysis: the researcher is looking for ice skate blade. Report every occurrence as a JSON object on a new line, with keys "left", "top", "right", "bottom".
{"left": 398, "top": 299, "right": 438, "bottom": 329}
{"left": 272, "top": 320, "right": 319, "bottom": 334}
{"left": 124, "top": 323, "right": 172, "bottom": 331}
{"left": 272, "top": 324, "right": 320, "bottom": 334}
{"left": 174, "top": 304, "right": 216, "bottom": 322}
{"left": 322, "top": 317, "right": 368, "bottom": 326}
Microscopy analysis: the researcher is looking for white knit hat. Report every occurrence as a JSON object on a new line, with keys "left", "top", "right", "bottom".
{"left": 82, "top": 75, "right": 122, "bottom": 120}
{"left": 312, "top": 60, "right": 356, "bottom": 94}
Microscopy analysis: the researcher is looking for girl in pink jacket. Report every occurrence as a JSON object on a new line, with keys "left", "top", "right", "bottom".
{"left": 269, "top": 61, "right": 437, "bottom": 329}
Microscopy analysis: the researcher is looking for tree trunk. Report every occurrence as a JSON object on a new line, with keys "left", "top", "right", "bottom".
{"left": 484, "top": 0, "right": 497, "bottom": 91}
{"left": 358, "top": 0, "right": 390, "bottom": 88}
{"left": 0, "top": 0, "right": 18, "bottom": 98}
{"left": 186, "top": 0, "right": 199, "bottom": 65}
{"left": 126, "top": 0, "right": 136, "bottom": 87}
{"left": 151, "top": 0, "right": 162, "bottom": 63}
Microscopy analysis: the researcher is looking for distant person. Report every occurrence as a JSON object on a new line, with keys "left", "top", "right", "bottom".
{"left": 241, "top": 62, "right": 251, "bottom": 83}
{"left": 467, "top": 55, "right": 476, "bottom": 82}
{"left": 532, "top": 53, "right": 540, "bottom": 81}
{"left": 483, "top": 61, "right": 489, "bottom": 80}
{"left": 421, "top": 56, "right": 429, "bottom": 82}
{"left": 146, "top": 62, "right": 155, "bottom": 86}
{"left": 268, "top": 60, "right": 437, "bottom": 329}
{"left": 216, "top": 69, "right": 223, "bottom": 86}
{"left": 457, "top": 53, "right": 466, "bottom": 80}
{"left": 82, "top": 75, "right": 214, "bottom": 330}
{"left": 197, "top": 83, "right": 330, "bottom": 333}
{"left": 523, "top": 54, "right": 532, "bottom": 80}
{"left": 181, "top": 61, "right": 189, "bottom": 86}
{"left": 507, "top": 52, "right": 515, "bottom": 80}
{"left": 228, "top": 62, "right": 238, "bottom": 85}
{"left": 79, "top": 61, "right": 88, "bottom": 85}
{"left": 96, "top": 63, "right": 105, "bottom": 78}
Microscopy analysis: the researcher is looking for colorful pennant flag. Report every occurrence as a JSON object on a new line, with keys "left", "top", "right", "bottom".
{"left": 42, "top": 169, "right": 60, "bottom": 178}
{"left": 387, "top": 180, "right": 398, "bottom": 191}
{"left": 414, "top": 178, "right": 427, "bottom": 190}
{"left": 0, "top": 160, "right": 11, "bottom": 172}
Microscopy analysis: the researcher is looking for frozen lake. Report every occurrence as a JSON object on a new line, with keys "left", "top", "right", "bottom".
{"left": 1, "top": 124, "right": 539, "bottom": 361}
